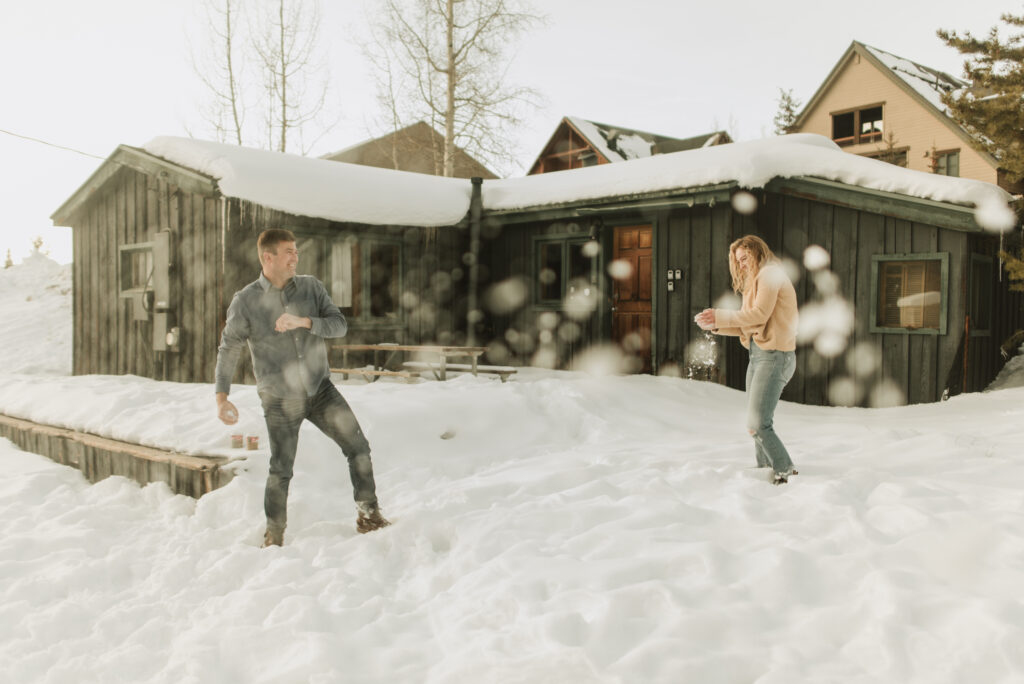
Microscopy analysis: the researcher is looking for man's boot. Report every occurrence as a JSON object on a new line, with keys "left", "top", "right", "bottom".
{"left": 356, "top": 502, "right": 391, "bottom": 534}
{"left": 262, "top": 527, "right": 284, "bottom": 547}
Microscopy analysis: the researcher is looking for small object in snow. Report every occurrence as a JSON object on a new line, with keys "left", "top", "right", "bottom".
{"left": 231, "top": 434, "right": 244, "bottom": 449}
{"left": 440, "top": 429, "right": 456, "bottom": 440}
{"left": 246, "top": 436, "right": 260, "bottom": 450}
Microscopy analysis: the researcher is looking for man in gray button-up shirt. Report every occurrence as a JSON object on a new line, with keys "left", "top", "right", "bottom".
{"left": 215, "top": 229, "right": 390, "bottom": 546}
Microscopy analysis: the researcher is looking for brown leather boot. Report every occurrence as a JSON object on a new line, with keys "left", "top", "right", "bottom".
{"left": 356, "top": 505, "right": 391, "bottom": 534}
{"left": 262, "top": 527, "right": 284, "bottom": 547}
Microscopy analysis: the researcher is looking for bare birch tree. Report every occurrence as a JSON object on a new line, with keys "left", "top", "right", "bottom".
{"left": 252, "top": 0, "right": 333, "bottom": 154}
{"left": 191, "top": 0, "right": 247, "bottom": 145}
{"left": 367, "top": 0, "right": 543, "bottom": 176}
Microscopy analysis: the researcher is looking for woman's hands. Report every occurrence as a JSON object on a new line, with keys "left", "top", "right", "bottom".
{"left": 695, "top": 308, "right": 716, "bottom": 331}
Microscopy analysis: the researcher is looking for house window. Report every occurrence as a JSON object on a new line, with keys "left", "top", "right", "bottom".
{"left": 862, "top": 147, "right": 909, "bottom": 168}
{"left": 832, "top": 104, "right": 884, "bottom": 146}
{"left": 535, "top": 236, "right": 596, "bottom": 304}
{"left": 969, "top": 254, "right": 993, "bottom": 335}
{"left": 871, "top": 253, "right": 948, "bottom": 334}
{"left": 296, "top": 232, "right": 402, "bottom": 321}
{"left": 934, "top": 150, "right": 960, "bottom": 177}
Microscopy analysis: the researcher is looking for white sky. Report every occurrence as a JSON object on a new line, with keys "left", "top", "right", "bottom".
{"left": 0, "top": 0, "right": 1012, "bottom": 264}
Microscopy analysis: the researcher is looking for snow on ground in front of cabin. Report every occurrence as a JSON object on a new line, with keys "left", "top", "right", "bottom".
{"left": 3, "top": 368, "right": 1024, "bottom": 683}
{"left": 4, "top": 252, "right": 1024, "bottom": 683}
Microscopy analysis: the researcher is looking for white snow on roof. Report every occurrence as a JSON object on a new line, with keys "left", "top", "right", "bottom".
{"left": 143, "top": 137, "right": 472, "bottom": 227}
{"left": 142, "top": 134, "right": 1012, "bottom": 230}
{"left": 863, "top": 44, "right": 969, "bottom": 114}
{"left": 483, "top": 134, "right": 1013, "bottom": 221}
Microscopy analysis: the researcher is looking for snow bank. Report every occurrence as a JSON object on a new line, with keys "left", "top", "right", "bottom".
{"left": 0, "top": 251, "right": 71, "bottom": 374}
{"left": 143, "top": 137, "right": 473, "bottom": 227}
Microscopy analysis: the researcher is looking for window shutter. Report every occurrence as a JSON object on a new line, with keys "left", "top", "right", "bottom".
{"left": 880, "top": 263, "right": 903, "bottom": 326}
{"left": 900, "top": 262, "right": 925, "bottom": 328}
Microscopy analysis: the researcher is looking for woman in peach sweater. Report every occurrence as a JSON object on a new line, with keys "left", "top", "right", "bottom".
{"left": 696, "top": 235, "right": 799, "bottom": 484}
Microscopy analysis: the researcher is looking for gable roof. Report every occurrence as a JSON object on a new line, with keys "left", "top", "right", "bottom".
{"left": 793, "top": 41, "right": 997, "bottom": 167}
{"left": 319, "top": 121, "right": 498, "bottom": 179}
{"left": 527, "top": 116, "right": 730, "bottom": 174}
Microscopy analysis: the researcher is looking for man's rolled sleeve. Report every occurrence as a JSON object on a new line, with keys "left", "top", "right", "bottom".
{"left": 214, "top": 294, "right": 250, "bottom": 395}
{"left": 309, "top": 281, "right": 348, "bottom": 339}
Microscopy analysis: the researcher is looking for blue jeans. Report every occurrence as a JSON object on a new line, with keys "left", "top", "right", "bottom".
{"left": 745, "top": 342, "right": 796, "bottom": 474}
{"left": 259, "top": 378, "right": 378, "bottom": 533}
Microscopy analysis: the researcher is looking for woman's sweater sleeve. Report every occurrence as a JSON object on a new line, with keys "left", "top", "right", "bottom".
{"left": 715, "top": 270, "right": 782, "bottom": 330}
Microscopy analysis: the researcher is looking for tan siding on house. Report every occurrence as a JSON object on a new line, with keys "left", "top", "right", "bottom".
{"left": 795, "top": 53, "right": 997, "bottom": 184}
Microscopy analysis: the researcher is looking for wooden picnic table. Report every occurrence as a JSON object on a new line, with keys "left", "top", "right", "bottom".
{"left": 332, "top": 343, "right": 487, "bottom": 381}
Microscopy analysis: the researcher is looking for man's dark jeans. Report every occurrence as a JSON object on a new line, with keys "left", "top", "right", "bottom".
{"left": 259, "top": 378, "right": 377, "bottom": 533}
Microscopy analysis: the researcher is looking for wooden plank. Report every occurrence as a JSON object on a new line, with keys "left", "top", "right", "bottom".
{"left": 857, "top": 212, "right": 885, "bottom": 397}
{"left": 781, "top": 196, "right": 810, "bottom": 403}
{"left": 89, "top": 202, "right": 101, "bottom": 375}
{"left": 205, "top": 197, "right": 220, "bottom": 382}
{"left": 0, "top": 413, "right": 234, "bottom": 498}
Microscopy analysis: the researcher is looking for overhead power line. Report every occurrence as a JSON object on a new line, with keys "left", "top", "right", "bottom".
{"left": 0, "top": 127, "right": 106, "bottom": 160}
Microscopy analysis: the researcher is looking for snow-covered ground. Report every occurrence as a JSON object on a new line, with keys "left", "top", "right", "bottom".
{"left": 2, "top": 257, "right": 1024, "bottom": 683}
{"left": 0, "top": 251, "right": 71, "bottom": 374}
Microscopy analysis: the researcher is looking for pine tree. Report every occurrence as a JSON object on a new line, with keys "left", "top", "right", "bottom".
{"left": 999, "top": 248, "right": 1024, "bottom": 291}
{"left": 4, "top": 249, "right": 12, "bottom": 269}
{"left": 938, "top": 13, "right": 1024, "bottom": 183}
{"left": 772, "top": 88, "right": 802, "bottom": 135}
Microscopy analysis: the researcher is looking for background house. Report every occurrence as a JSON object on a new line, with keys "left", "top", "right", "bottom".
{"left": 790, "top": 41, "right": 1016, "bottom": 191}
{"left": 527, "top": 116, "right": 731, "bottom": 175}
{"left": 321, "top": 121, "right": 497, "bottom": 179}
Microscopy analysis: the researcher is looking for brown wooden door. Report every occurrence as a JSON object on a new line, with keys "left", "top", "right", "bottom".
{"left": 611, "top": 225, "right": 653, "bottom": 373}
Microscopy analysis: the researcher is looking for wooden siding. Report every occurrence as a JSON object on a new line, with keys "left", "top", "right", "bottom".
{"left": 223, "top": 200, "right": 471, "bottom": 379}
{"left": 481, "top": 190, "right": 1021, "bottom": 406}
{"left": 70, "top": 167, "right": 223, "bottom": 383}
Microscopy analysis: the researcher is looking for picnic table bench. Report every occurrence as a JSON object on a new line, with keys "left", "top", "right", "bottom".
{"left": 401, "top": 361, "right": 517, "bottom": 382}
{"left": 332, "top": 343, "right": 510, "bottom": 382}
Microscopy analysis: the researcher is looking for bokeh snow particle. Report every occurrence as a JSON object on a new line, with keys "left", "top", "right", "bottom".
{"left": 803, "top": 245, "right": 831, "bottom": 271}
{"left": 607, "top": 259, "right": 633, "bottom": 280}
{"left": 731, "top": 191, "right": 758, "bottom": 215}
{"left": 974, "top": 200, "right": 1017, "bottom": 233}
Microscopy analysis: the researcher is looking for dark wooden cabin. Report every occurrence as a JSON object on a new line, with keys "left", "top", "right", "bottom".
{"left": 478, "top": 158, "right": 1023, "bottom": 406}
{"left": 54, "top": 134, "right": 1021, "bottom": 406}
{"left": 50, "top": 141, "right": 475, "bottom": 385}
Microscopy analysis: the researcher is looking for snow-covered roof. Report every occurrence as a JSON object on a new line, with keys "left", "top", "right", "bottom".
{"left": 565, "top": 117, "right": 724, "bottom": 163}
{"left": 484, "top": 134, "right": 1012, "bottom": 221}
{"left": 143, "top": 137, "right": 473, "bottom": 227}
{"left": 138, "top": 134, "right": 1012, "bottom": 230}
{"left": 861, "top": 43, "right": 969, "bottom": 116}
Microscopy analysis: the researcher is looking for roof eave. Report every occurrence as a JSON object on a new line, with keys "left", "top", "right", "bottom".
{"left": 52, "top": 145, "right": 218, "bottom": 226}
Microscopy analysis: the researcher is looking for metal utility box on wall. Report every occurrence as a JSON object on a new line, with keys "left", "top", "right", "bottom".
{"left": 118, "top": 231, "right": 177, "bottom": 352}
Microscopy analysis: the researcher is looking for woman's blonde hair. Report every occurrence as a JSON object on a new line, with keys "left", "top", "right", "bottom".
{"left": 729, "top": 235, "right": 777, "bottom": 293}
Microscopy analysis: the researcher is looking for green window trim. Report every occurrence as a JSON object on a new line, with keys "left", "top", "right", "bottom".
{"left": 869, "top": 252, "right": 949, "bottom": 335}
{"left": 532, "top": 233, "right": 599, "bottom": 309}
